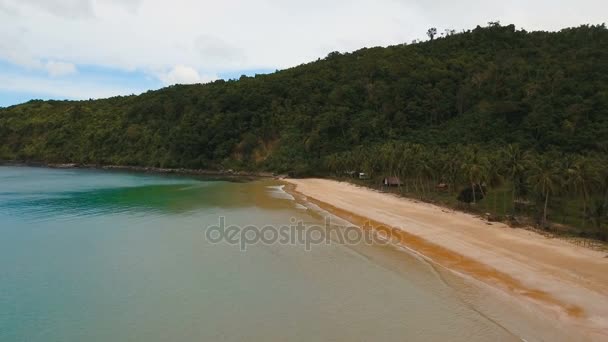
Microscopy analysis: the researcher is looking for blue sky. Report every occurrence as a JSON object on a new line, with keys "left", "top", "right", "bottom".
{"left": 1, "top": 0, "right": 606, "bottom": 108}
{"left": 0, "top": 61, "right": 158, "bottom": 106}
{"left": 0, "top": 59, "right": 271, "bottom": 107}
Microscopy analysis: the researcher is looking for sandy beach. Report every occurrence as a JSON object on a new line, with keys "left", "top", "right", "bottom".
{"left": 284, "top": 178, "right": 608, "bottom": 341}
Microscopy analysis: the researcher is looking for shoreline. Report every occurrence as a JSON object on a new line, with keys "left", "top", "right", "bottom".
{"left": 284, "top": 178, "right": 608, "bottom": 341}
{"left": 0, "top": 160, "right": 279, "bottom": 179}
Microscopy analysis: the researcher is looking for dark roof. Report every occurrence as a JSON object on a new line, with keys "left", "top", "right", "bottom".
{"left": 384, "top": 176, "right": 402, "bottom": 185}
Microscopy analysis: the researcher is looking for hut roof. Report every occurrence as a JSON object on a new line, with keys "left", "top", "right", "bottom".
{"left": 384, "top": 176, "right": 402, "bottom": 185}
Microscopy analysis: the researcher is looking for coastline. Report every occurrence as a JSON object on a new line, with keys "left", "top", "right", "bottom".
{"left": 0, "top": 160, "right": 278, "bottom": 179}
{"left": 284, "top": 178, "right": 608, "bottom": 341}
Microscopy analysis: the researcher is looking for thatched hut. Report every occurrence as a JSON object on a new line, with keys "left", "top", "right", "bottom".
{"left": 383, "top": 177, "right": 402, "bottom": 187}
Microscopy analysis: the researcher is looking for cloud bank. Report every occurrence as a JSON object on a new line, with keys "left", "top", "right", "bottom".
{"left": 0, "top": 0, "right": 606, "bottom": 103}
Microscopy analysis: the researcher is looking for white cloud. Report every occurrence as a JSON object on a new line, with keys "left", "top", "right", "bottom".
{"left": 0, "top": 0, "right": 606, "bottom": 98}
{"left": 0, "top": 0, "right": 141, "bottom": 18}
{"left": 195, "top": 34, "right": 245, "bottom": 69}
{"left": 45, "top": 61, "right": 77, "bottom": 77}
{"left": 2, "top": 0, "right": 605, "bottom": 76}
{"left": 1, "top": 0, "right": 94, "bottom": 18}
{"left": 159, "top": 65, "right": 217, "bottom": 85}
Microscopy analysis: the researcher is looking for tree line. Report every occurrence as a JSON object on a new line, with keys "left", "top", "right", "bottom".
{"left": 324, "top": 143, "right": 608, "bottom": 240}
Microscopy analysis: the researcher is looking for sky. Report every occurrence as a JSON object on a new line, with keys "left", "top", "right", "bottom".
{"left": 0, "top": 0, "right": 606, "bottom": 107}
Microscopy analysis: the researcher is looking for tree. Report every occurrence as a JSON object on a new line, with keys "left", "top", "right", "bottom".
{"left": 440, "top": 147, "right": 463, "bottom": 194}
{"left": 566, "top": 156, "right": 598, "bottom": 227}
{"left": 460, "top": 147, "right": 489, "bottom": 204}
{"left": 587, "top": 156, "right": 608, "bottom": 239}
{"left": 486, "top": 153, "right": 505, "bottom": 213}
{"left": 527, "top": 156, "right": 561, "bottom": 228}
{"left": 427, "top": 27, "right": 437, "bottom": 41}
{"left": 501, "top": 145, "right": 530, "bottom": 212}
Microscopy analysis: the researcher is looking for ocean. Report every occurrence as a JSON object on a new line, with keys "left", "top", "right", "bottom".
{"left": 0, "top": 166, "right": 546, "bottom": 341}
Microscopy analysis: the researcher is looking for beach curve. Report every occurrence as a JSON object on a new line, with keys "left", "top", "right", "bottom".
{"left": 283, "top": 178, "right": 608, "bottom": 341}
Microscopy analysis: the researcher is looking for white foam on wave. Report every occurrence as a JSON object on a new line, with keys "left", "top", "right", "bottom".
{"left": 266, "top": 185, "right": 296, "bottom": 200}
{"left": 266, "top": 185, "right": 310, "bottom": 210}
{"left": 294, "top": 203, "right": 308, "bottom": 210}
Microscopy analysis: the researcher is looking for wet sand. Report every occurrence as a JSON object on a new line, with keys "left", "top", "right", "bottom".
{"left": 284, "top": 178, "right": 608, "bottom": 341}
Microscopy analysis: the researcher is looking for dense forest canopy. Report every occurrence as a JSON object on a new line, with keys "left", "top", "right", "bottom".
{"left": 2, "top": 23, "right": 608, "bottom": 239}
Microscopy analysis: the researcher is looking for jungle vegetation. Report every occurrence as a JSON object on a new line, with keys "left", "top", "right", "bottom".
{"left": 1, "top": 23, "right": 607, "bottom": 238}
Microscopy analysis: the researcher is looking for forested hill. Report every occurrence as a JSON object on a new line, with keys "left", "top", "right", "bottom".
{"left": 1, "top": 24, "right": 607, "bottom": 174}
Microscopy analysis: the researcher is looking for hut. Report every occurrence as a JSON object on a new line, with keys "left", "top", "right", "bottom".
{"left": 383, "top": 176, "right": 402, "bottom": 187}
{"left": 435, "top": 183, "right": 449, "bottom": 191}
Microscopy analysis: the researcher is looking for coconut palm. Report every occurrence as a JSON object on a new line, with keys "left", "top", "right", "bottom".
{"left": 501, "top": 144, "right": 530, "bottom": 212}
{"left": 440, "top": 146, "right": 464, "bottom": 194}
{"left": 486, "top": 153, "right": 505, "bottom": 213}
{"left": 394, "top": 143, "right": 413, "bottom": 193}
{"left": 460, "top": 146, "right": 489, "bottom": 204}
{"left": 566, "top": 156, "right": 599, "bottom": 227}
{"left": 324, "top": 154, "right": 339, "bottom": 176}
{"left": 381, "top": 142, "right": 401, "bottom": 181}
{"left": 527, "top": 156, "right": 561, "bottom": 227}
{"left": 591, "top": 150, "right": 608, "bottom": 239}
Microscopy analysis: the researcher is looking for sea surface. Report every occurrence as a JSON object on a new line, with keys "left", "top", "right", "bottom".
{"left": 0, "top": 166, "right": 559, "bottom": 341}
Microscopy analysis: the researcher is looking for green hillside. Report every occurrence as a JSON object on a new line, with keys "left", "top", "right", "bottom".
{"left": 1, "top": 23, "right": 607, "bottom": 238}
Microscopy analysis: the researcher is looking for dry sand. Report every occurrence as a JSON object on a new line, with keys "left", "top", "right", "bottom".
{"left": 284, "top": 178, "right": 608, "bottom": 341}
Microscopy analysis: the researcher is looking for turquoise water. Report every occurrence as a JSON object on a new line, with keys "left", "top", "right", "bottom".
{"left": 0, "top": 166, "right": 554, "bottom": 341}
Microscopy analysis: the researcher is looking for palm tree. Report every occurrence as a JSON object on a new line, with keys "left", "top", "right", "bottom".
{"left": 324, "top": 154, "right": 339, "bottom": 176}
{"left": 441, "top": 146, "right": 464, "bottom": 194}
{"left": 566, "top": 156, "right": 598, "bottom": 227}
{"left": 418, "top": 153, "right": 434, "bottom": 196}
{"left": 590, "top": 162, "right": 608, "bottom": 239}
{"left": 382, "top": 142, "right": 401, "bottom": 182}
{"left": 409, "top": 144, "right": 424, "bottom": 195}
{"left": 501, "top": 144, "right": 530, "bottom": 213}
{"left": 486, "top": 153, "right": 505, "bottom": 213}
{"left": 361, "top": 145, "right": 384, "bottom": 188}
{"left": 396, "top": 144, "right": 411, "bottom": 193}
{"left": 460, "top": 146, "right": 489, "bottom": 204}
{"left": 527, "top": 156, "right": 561, "bottom": 228}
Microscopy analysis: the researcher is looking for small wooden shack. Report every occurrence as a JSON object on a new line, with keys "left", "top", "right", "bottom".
{"left": 435, "top": 183, "right": 449, "bottom": 191}
{"left": 383, "top": 176, "right": 402, "bottom": 187}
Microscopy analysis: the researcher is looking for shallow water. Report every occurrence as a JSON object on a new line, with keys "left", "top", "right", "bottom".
{"left": 0, "top": 166, "right": 557, "bottom": 341}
